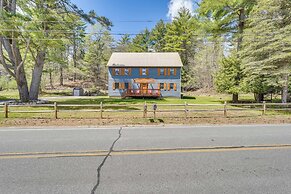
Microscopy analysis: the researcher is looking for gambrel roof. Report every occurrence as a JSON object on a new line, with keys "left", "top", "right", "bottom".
{"left": 107, "top": 52, "right": 183, "bottom": 67}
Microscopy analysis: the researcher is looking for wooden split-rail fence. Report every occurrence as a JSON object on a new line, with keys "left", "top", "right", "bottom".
{"left": 0, "top": 101, "right": 290, "bottom": 119}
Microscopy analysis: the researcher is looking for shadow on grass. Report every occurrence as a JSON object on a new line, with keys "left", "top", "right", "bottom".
{"left": 149, "top": 118, "right": 164, "bottom": 123}
{"left": 40, "top": 91, "right": 72, "bottom": 96}
{"left": 57, "top": 105, "right": 140, "bottom": 111}
{"left": 0, "top": 96, "right": 10, "bottom": 101}
{"left": 158, "top": 119, "right": 164, "bottom": 123}
{"left": 182, "top": 96, "right": 196, "bottom": 100}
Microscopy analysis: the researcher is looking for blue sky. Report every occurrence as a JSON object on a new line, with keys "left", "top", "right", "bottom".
{"left": 71, "top": 0, "right": 199, "bottom": 40}
{"left": 72, "top": 0, "right": 169, "bottom": 35}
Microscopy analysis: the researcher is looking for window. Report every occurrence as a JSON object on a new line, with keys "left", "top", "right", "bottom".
{"left": 160, "top": 83, "right": 165, "bottom": 90}
{"left": 170, "top": 83, "right": 174, "bottom": 90}
{"left": 125, "top": 82, "right": 129, "bottom": 89}
{"left": 124, "top": 68, "right": 129, "bottom": 76}
{"left": 140, "top": 68, "right": 148, "bottom": 76}
{"left": 115, "top": 68, "right": 120, "bottom": 76}
{"left": 160, "top": 68, "right": 165, "bottom": 76}
{"left": 170, "top": 68, "right": 175, "bottom": 76}
{"left": 115, "top": 82, "right": 120, "bottom": 89}
{"left": 142, "top": 68, "right": 147, "bottom": 76}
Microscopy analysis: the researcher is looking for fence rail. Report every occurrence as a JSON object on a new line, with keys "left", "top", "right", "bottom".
{"left": 0, "top": 101, "right": 290, "bottom": 119}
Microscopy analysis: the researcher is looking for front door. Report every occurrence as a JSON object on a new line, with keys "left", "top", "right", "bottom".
{"left": 141, "top": 83, "right": 148, "bottom": 94}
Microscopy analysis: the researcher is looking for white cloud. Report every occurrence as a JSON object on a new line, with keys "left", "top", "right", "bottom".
{"left": 167, "top": 0, "right": 194, "bottom": 20}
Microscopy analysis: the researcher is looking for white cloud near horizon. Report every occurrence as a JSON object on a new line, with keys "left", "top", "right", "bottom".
{"left": 167, "top": 0, "right": 194, "bottom": 20}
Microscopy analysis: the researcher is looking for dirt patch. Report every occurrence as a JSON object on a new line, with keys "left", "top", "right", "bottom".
{"left": 1, "top": 115, "right": 290, "bottom": 127}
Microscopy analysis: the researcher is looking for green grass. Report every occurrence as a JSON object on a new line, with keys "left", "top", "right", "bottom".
{"left": 0, "top": 90, "right": 19, "bottom": 100}
{"left": 52, "top": 95, "right": 229, "bottom": 105}
{"left": 0, "top": 88, "right": 267, "bottom": 105}
{"left": 1, "top": 89, "right": 289, "bottom": 121}
{"left": 0, "top": 89, "right": 72, "bottom": 100}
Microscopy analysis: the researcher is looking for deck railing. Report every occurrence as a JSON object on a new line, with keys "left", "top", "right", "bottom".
{"left": 123, "top": 89, "right": 161, "bottom": 97}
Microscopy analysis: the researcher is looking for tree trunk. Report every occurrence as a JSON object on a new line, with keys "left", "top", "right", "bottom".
{"left": 232, "top": 93, "right": 239, "bottom": 103}
{"left": 282, "top": 74, "right": 289, "bottom": 103}
{"left": 0, "top": 0, "right": 31, "bottom": 102}
{"left": 16, "top": 68, "right": 30, "bottom": 102}
{"left": 73, "top": 34, "right": 77, "bottom": 82}
{"left": 29, "top": 51, "right": 45, "bottom": 100}
{"left": 60, "top": 66, "right": 63, "bottom": 86}
{"left": 237, "top": 8, "right": 245, "bottom": 52}
{"left": 49, "top": 71, "right": 54, "bottom": 89}
{"left": 254, "top": 93, "right": 264, "bottom": 102}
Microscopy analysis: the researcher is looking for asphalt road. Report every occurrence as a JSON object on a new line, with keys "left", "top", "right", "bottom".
{"left": 0, "top": 124, "right": 291, "bottom": 194}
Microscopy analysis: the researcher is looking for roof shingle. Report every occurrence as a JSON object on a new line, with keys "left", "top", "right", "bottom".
{"left": 107, "top": 52, "right": 183, "bottom": 67}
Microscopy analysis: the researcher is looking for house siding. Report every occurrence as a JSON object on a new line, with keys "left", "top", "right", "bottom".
{"left": 108, "top": 67, "right": 181, "bottom": 98}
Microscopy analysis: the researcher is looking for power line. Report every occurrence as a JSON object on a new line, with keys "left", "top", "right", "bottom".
{"left": 0, "top": 19, "right": 171, "bottom": 23}
{"left": 1, "top": 36, "right": 276, "bottom": 44}
{"left": 0, "top": 28, "right": 286, "bottom": 37}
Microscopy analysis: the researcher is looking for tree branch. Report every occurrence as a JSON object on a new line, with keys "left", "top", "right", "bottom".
{"left": 0, "top": 39, "right": 16, "bottom": 78}
{"left": 2, "top": 38, "right": 16, "bottom": 65}
{"left": 16, "top": 38, "right": 31, "bottom": 75}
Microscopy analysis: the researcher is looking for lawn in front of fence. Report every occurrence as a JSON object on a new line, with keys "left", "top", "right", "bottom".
{"left": 1, "top": 93, "right": 290, "bottom": 120}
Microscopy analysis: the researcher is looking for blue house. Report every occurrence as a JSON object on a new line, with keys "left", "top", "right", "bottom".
{"left": 107, "top": 52, "right": 183, "bottom": 98}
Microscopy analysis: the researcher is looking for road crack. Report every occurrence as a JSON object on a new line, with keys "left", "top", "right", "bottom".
{"left": 91, "top": 127, "right": 123, "bottom": 194}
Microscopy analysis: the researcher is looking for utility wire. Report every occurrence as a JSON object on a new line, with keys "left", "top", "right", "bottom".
{"left": 0, "top": 28, "right": 285, "bottom": 37}
{"left": 0, "top": 19, "right": 171, "bottom": 23}
{"left": 0, "top": 36, "right": 274, "bottom": 44}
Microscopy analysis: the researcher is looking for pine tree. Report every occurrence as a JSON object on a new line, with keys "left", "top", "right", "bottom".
{"left": 215, "top": 54, "right": 242, "bottom": 102}
{"left": 150, "top": 20, "right": 167, "bottom": 52}
{"left": 164, "top": 8, "right": 198, "bottom": 87}
{"left": 116, "top": 34, "right": 131, "bottom": 52}
{"left": 199, "top": 0, "right": 256, "bottom": 50}
{"left": 129, "top": 29, "right": 152, "bottom": 52}
{"left": 84, "top": 25, "right": 113, "bottom": 87}
{"left": 240, "top": 0, "right": 291, "bottom": 103}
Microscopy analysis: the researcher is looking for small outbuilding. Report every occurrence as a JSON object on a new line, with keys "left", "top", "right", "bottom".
{"left": 73, "top": 87, "right": 84, "bottom": 96}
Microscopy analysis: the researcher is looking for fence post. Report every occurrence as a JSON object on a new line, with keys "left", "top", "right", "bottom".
{"left": 184, "top": 102, "right": 188, "bottom": 118}
{"left": 100, "top": 102, "right": 103, "bottom": 119}
{"left": 223, "top": 101, "right": 227, "bottom": 117}
{"left": 153, "top": 103, "right": 157, "bottom": 119}
{"left": 262, "top": 101, "right": 266, "bottom": 115}
{"left": 4, "top": 103, "right": 8, "bottom": 118}
{"left": 143, "top": 101, "right": 147, "bottom": 118}
{"left": 54, "top": 102, "right": 58, "bottom": 119}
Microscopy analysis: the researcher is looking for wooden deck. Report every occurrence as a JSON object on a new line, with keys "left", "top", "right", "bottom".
{"left": 122, "top": 89, "right": 161, "bottom": 98}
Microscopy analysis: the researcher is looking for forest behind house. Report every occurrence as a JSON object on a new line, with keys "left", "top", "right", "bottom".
{"left": 0, "top": 0, "right": 290, "bottom": 103}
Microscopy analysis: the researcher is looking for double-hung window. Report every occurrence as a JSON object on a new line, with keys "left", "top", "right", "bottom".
{"left": 142, "top": 68, "right": 147, "bottom": 76}
{"left": 170, "top": 83, "right": 174, "bottom": 90}
{"left": 115, "top": 68, "right": 120, "bottom": 76}
{"left": 124, "top": 68, "right": 129, "bottom": 76}
{"left": 170, "top": 68, "right": 175, "bottom": 76}
{"left": 115, "top": 83, "right": 120, "bottom": 89}
{"left": 160, "top": 68, "right": 165, "bottom": 76}
{"left": 160, "top": 83, "right": 165, "bottom": 90}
